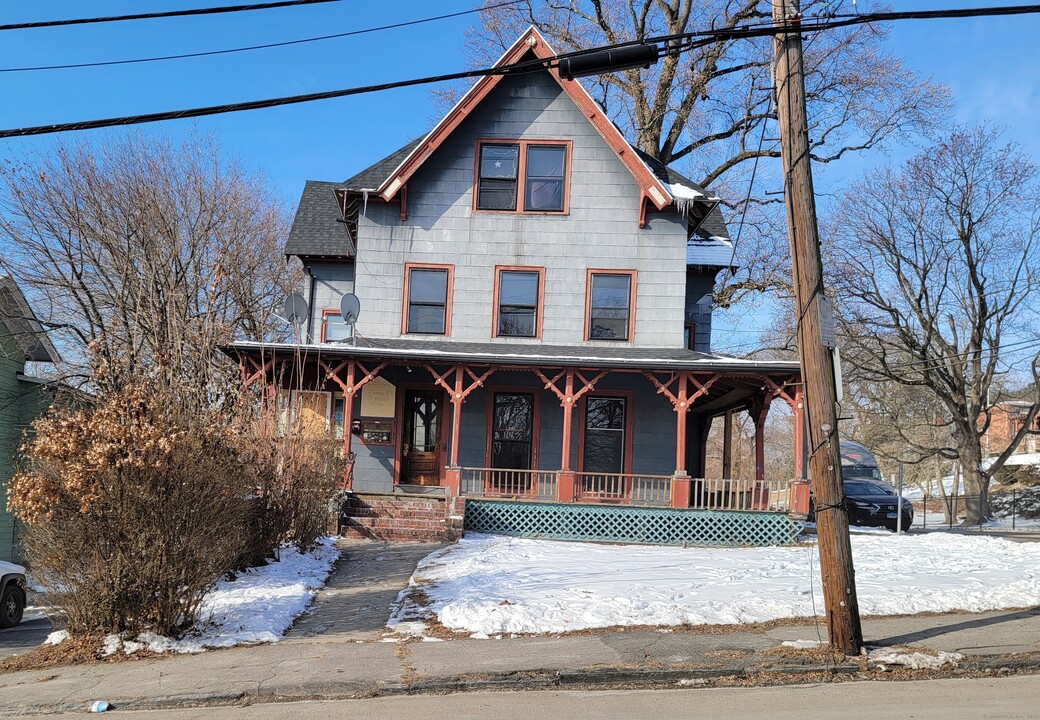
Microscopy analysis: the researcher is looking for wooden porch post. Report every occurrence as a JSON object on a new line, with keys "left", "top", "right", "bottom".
{"left": 425, "top": 363, "right": 496, "bottom": 497}
{"left": 558, "top": 370, "right": 577, "bottom": 503}
{"left": 748, "top": 398, "right": 771, "bottom": 483}
{"left": 722, "top": 409, "right": 734, "bottom": 479}
{"left": 342, "top": 361, "right": 356, "bottom": 488}
{"left": 793, "top": 386, "right": 806, "bottom": 480}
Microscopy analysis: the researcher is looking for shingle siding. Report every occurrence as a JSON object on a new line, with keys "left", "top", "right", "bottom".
{"left": 351, "top": 69, "right": 689, "bottom": 348}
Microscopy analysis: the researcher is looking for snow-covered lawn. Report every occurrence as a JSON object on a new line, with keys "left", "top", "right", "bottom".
{"left": 47, "top": 537, "right": 340, "bottom": 654}
{"left": 388, "top": 533, "right": 1040, "bottom": 637}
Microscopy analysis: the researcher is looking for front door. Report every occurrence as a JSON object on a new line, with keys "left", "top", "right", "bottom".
{"left": 401, "top": 389, "right": 443, "bottom": 486}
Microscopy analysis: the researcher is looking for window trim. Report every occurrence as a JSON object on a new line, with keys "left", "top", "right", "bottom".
{"left": 576, "top": 392, "right": 634, "bottom": 475}
{"left": 491, "top": 265, "right": 545, "bottom": 339}
{"left": 473, "top": 138, "right": 572, "bottom": 215}
{"left": 684, "top": 322, "right": 697, "bottom": 351}
{"left": 484, "top": 387, "right": 541, "bottom": 470}
{"left": 401, "top": 262, "right": 454, "bottom": 336}
{"left": 584, "top": 269, "right": 637, "bottom": 342}
{"left": 320, "top": 309, "right": 349, "bottom": 343}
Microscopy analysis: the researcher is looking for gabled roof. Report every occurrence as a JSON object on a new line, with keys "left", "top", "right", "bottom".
{"left": 284, "top": 180, "right": 356, "bottom": 259}
{"left": 0, "top": 275, "right": 58, "bottom": 363}
{"left": 343, "top": 138, "right": 422, "bottom": 192}
{"left": 375, "top": 27, "right": 676, "bottom": 210}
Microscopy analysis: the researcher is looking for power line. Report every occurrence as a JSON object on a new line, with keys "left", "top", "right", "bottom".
{"left": 0, "top": 0, "right": 341, "bottom": 32}
{"left": 2, "top": 5, "right": 1040, "bottom": 138}
{"left": 0, "top": 0, "right": 526, "bottom": 74}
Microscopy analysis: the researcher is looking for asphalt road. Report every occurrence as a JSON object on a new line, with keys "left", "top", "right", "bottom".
{"left": 24, "top": 675, "right": 1040, "bottom": 719}
{"left": 0, "top": 611, "right": 52, "bottom": 660}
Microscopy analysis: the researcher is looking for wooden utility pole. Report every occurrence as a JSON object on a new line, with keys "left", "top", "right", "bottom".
{"left": 772, "top": 0, "right": 863, "bottom": 654}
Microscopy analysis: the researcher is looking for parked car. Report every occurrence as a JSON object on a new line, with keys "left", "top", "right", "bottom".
{"left": 808, "top": 479, "right": 914, "bottom": 532}
{"left": 0, "top": 560, "right": 27, "bottom": 628}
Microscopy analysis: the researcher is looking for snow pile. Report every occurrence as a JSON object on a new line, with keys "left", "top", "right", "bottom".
{"left": 53, "top": 538, "right": 339, "bottom": 655}
{"left": 781, "top": 639, "right": 825, "bottom": 649}
{"left": 390, "top": 533, "right": 1040, "bottom": 637}
{"left": 44, "top": 630, "right": 69, "bottom": 645}
{"left": 869, "top": 648, "right": 963, "bottom": 670}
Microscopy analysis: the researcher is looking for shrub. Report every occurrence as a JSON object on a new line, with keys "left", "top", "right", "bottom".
{"left": 8, "top": 381, "right": 254, "bottom": 637}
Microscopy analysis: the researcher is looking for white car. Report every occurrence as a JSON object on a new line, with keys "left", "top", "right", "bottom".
{"left": 0, "top": 561, "right": 27, "bottom": 628}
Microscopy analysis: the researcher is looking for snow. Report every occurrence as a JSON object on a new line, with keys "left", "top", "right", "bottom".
{"left": 44, "top": 630, "right": 68, "bottom": 645}
{"left": 868, "top": 648, "right": 963, "bottom": 670}
{"left": 782, "top": 639, "right": 825, "bottom": 649}
{"left": 389, "top": 533, "right": 1040, "bottom": 637}
{"left": 52, "top": 538, "right": 339, "bottom": 655}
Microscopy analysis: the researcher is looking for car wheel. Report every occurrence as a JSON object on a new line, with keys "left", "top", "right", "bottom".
{"left": 0, "top": 584, "right": 25, "bottom": 629}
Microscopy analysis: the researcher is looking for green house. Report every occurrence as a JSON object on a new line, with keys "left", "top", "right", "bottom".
{"left": 0, "top": 276, "right": 58, "bottom": 562}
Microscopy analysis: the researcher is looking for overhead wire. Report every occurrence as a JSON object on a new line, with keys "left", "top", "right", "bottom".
{"left": 0, "top": 0, "right": 342, "bottom": 32}
{"left": 3, "top": 5, "right": 1040, "bottom": 137}
{"left": 0, "top": 0, "right": 527, "bottom": 74}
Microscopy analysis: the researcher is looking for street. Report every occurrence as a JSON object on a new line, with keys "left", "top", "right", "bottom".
{"left": 26, "top": 675, "right": 1040, "bottom": 719}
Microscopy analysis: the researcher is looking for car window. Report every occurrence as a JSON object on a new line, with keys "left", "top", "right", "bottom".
{"left": 844, "top": 481, "right": 890, "bottom": 496}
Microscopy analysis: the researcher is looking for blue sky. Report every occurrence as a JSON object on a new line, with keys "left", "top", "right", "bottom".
{"left": 2, "top": 1, "right": 1038, "bottom": 347}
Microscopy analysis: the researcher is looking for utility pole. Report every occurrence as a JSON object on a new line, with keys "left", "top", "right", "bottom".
{"left": 772, "top": 0, "right": 863, "bottom": 654}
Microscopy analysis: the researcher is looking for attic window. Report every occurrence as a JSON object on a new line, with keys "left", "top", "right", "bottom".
{"left": 475, "top": 140, "right": 569, "bottom": 214}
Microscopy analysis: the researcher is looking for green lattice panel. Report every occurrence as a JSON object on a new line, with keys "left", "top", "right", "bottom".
{"left": 463, "top": 501, "right": 803, "bottom": 547}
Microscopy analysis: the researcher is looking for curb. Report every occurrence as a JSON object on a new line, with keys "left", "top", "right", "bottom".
{"left": 4, "top": 654, "right": 1040, "bottom": 716}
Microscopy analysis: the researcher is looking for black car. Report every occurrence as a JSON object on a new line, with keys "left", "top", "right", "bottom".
{"left": 809, "top": 480, "right": 914, "bottom": 532}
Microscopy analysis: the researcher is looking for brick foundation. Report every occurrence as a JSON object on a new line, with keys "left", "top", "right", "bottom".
{"left": 339, "top": 492, "right": 465, "bottom": 543}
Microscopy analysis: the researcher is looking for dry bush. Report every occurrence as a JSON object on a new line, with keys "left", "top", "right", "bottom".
{"left": 8, "top": 380, "right": 254, "bottom": 637}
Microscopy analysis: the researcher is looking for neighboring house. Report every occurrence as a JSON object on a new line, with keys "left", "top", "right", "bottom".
{"left": 0, "top": 276, "right": 59, "bottom": 562}
{"left": 227, "top": 28, "right": 806, "bottom": 544}
{"left": 987, "top": 400, "right": 1039, "bottom": 460}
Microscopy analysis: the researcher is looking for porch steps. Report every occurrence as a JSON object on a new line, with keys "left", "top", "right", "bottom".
{"left": 339, "top": 493, "right": 464, "bottom": 543}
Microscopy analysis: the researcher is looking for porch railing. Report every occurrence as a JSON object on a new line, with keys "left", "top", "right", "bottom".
{"left": 457, "top": 467, "right": 792, "bottom": 513}
{"left": 691, "top": 478, "right": 791, "bottom": 513}
{"left": 575, "top": 472, "right": 673, "bottom": 507}
{"left": 460, "top": 467, "right": 558, "bottom": 500}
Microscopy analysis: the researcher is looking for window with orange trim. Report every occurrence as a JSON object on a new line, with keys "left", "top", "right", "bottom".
{"left": 587, "top": 271, "right": 634, "bottom": 341}
{"left": 404, "top": 265, "right": 452, "bottom": 335}
{"left": 495, "top": 267, "right": 543, "bottom": 338}
{"left": 476, "top": 140, "right": 569, "bottom": 213}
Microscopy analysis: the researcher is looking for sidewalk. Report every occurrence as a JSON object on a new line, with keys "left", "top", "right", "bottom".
{"left": 1, "top": 541, "right": 1038, "bottom": 716}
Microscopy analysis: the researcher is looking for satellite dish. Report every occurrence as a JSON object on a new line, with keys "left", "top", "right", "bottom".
{"left": 284, "top": 293, "right": 309, "bottom": 324}
{"left": 340, "top": 293, "right": 361, "bottom": 324}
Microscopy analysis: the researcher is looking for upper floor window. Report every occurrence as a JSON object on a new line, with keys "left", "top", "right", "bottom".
{"left": 495, "top": 267, "right": 544, "bottom": 338}
{"left": 321, "top": 310, "right": 350, "bottom": 342}
{"left": 476, "top": 140, "right": 569, "bottom": 213}
{"left": 586, "top": 270, "right": 635, "bottom": 341}
{"left": 404, "top": 264, "right": 453, "bottom": 335}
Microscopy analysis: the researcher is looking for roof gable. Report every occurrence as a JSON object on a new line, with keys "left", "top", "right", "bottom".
{"left": 0, "top": 275, "right": 58, "bottom": 363}
{"left": 376, "top": 27, "right": 674, "bottom": 210}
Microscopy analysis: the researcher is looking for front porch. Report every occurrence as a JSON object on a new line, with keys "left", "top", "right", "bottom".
{"left": 230, "top": 338, "right": 811, "bottom": 525}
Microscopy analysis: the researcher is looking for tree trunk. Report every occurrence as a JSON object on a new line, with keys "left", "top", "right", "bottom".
{"left": 960, "top": 439, "right": 990, "bottom": 524}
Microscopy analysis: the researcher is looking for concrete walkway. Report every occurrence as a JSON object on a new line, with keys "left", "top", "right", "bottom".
{"left": 287, "top": 541, "right": 442, "bottom": 641}
{"left": 1, "top": 540, "right": 1038, "bottom": 716}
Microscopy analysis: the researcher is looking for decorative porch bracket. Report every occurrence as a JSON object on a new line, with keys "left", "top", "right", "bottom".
{"left": 426, "top": 364, "right": 496, "bottom": 495}
{"left": 757, "top": 375, "right": 806, "bottom": 482}
{"left": 645, "top": 372, "right": 718, "bottom": 507}
{"left": 320, "top": 359, "right": 387, "bottom": 489}
{"left": 533, "top": 368, "right": 608, "bottom": 502}
{"left": 241, "top": 357, "right": 274, "bottom": 389}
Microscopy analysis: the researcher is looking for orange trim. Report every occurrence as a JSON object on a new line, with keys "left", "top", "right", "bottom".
{"left": 402, "top": 262, "right": 454, "bottom": 336}
{"left": 399, "top": 184, "right": 407, "bottom": 221}
{"left": 319, "top": 309, "right": 341, "bottom": 343}
{"left": 472, "top": 139, "right": 572, "bottom": 215}
{"left": 393, "top": 382, "right": 451, "bottom": 487}
{"left": 576, "top": 390, "right": 635, "bottom": 475}
{"left": 492, "top": 265, "right": 545, "bottom": 339}
{"left": 376, "top": 27, "right": 672, "bottom": 211}
{"left": 583, "top": 269, "right": 637, "bottom": 343}
{"left": 483, "top": 386, "right": 542, "bottom": 469}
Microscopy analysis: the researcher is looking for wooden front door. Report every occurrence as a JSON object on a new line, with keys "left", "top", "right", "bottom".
{"left": 401, "top": 389, "right": 443, "bottom": 486}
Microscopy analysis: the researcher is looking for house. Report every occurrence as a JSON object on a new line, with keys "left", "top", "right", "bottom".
{"left": 0, "top": 276, "right": 59, "bottom": 562}
{"left": 226, "top": 28, "right": 807, "bottom": 545}
{"left": 987, "top": 400, "right": 1039, "bottom": 461}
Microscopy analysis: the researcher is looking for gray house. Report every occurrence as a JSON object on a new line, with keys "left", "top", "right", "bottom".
{"left": 228, "top": 28, "right": 806, "bottom": 543}
{"left": 0, "top": 276, "right": 58, "bottom": 562}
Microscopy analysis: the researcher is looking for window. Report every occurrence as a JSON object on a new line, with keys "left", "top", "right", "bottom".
{"left": 322, "top": 310, "right": 350, "bottom": 342}
{"left": 495, "top": 267, "right": 543, "bottom": 338}
{"left": 491, "top": 392, "right": 535, "bottom": 469}
{"left": 404, "top": 264, "right": 452, "bottom": 335}
{"left": 587, "top": 271, "right": 635, "bottom": 341}
{"left": 583, "top": 397, "right": 626, "bottom": 474}
{"left": 684, "top": 322, "right": 697, "bottom": 351}
{"left": 475, "top": 140, "right": 569, "bottom": 213}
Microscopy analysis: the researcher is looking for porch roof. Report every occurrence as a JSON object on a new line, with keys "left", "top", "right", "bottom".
{"left": 225, "top": 337, "right": 800, "bottom": 375}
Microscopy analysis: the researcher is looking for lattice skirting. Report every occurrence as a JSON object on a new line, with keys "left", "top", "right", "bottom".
{"left": 464, "top": 500, "right": 803, "bottom": 547}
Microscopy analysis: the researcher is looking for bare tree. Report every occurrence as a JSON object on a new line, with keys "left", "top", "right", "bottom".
{"left": 831, "top": 126, "right": 1040, "bottom": 523}
{"left": 0, "top": 133, "right": 296, "bottom": 393}
{"left": 461, "top": 1, "right": 949, "bottom": 301}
